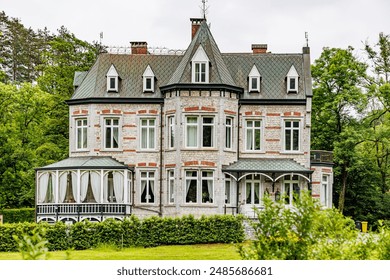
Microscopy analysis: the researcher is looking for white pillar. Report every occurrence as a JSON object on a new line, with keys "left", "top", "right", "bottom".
{"left": 77, "top": 169, "right": 81, "bottom": 203}
{"left": 55, "top": 170, "right": 59, "bottom": 203}
{"left": 100, "top": 170, "right": 104, "bottom": 203}
{"left": 124, "top": 170, "right": 128, "bottom": 204}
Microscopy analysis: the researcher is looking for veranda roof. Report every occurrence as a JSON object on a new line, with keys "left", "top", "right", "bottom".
{"left": 222, "top": 158, "right": 312, "bottom": 174}
{"left": 36, "top": 156, "right": 133, "bottom": 171}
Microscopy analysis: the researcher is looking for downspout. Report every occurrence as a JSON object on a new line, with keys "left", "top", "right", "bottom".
{"left": 236, "top": 104, "right": 241, "bottom": 214}
{"left": 159, "top": 102, "right": 164, "bottom": 217}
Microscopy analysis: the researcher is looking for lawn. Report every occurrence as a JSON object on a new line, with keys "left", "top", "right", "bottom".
{"left": 0, "top": 243, "right": 243, "bottom": 260}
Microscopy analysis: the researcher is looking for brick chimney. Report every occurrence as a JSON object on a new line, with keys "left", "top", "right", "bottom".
{"left": 252, "top": 44, "right": 268, "bottom": 54}
{"left": 190, "top": 18, "right": 206, "bottom": 39}
{"left": 130, "top": 42, "right": 148, "bottom": 54}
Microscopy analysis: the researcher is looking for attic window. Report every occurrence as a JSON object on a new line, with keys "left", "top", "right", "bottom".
{"left": 191, "top": 45, "right": 209, "bottom": 83}
{"left": 286, "top": 65, "right": 299, "bottom": 93}
{"left": 143, "top": 65, "right": 155, "bottom": 93}
{"left": 248, "top": 65, "right": 261, "bottom": 92}
{"left": 106, "top": 64, "right": 119, "bottom": 92}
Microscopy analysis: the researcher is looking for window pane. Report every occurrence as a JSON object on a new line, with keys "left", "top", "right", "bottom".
{"left": 105, "top": 127, "right": 111, "bottom": 148}
{"left": 251, "top": 77, "right": 257, "bottom": 90}
{"left": 146, "top": 78, "right": 152, "bottom": 89}
{"left": 149, "top": 126, "right": 155, "bottom": 148}
{"left": 82, "top": 127, "right": 87, "bottom": 148}
{"left": 254, "top": 129, "right": 261, "bottom": 150}
{"left": 186, "top": 179, "right": 197, "bottom": 203}
{"left": 289, "top": 78, "right": 296, "bottom": 90}
{"left": 293, "top": 130, "right": 299, "bottom": 150}
{"left": 202, "top": 124, "right": 213, "bottom": 147}
{"left": 141, "top": 127, "right": 148, "bottom": 149}
{"left": 110, "top": 77, "right": 116, "bottom": 89}
{"left": 285, "top": 130, "right": 291, "bottom": 150}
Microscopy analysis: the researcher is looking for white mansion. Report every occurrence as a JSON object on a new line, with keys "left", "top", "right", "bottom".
{"left": 35, "top": 18, "right": 333, "bottom": 223}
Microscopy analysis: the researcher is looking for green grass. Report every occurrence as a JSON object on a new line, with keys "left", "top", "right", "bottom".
{"left": 0, "top": 243, "right": 243, "bottom": 260}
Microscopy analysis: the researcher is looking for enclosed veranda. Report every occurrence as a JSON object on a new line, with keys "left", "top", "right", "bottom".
{"left": 35, "top": 157, "right": 133, "bottom": 223}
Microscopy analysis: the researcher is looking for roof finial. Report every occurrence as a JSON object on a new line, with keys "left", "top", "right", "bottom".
{"left": 201, "top": 0, "right": 209, "bottom": 19}
{"left": 305, "top": 32, "right": 309, "bottom": 47}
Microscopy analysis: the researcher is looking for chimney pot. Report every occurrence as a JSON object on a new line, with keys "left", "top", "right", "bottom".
{"left": 130, "top": 41, "right": 148, "bottom": 54}
{"left": 252, "top": 44, "right": 268, "bottom": 54}
{"left": 190, "top": 18, "right": 206, "bottom": 39}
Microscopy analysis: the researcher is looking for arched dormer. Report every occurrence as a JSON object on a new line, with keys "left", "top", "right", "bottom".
{"left": 248, "top": 65, "right": 261, "bottom": 93}
{"left": 142, "top": 65, "right": 155, "bottom": 93}
{"left": 191, "top": 45, "right": 210, "bottom": 83}
{"left": 286, "top": 65, "right": 299, "bottom": 93}
{"left": 106, "top": 64, "right": 119, "bottom": 92}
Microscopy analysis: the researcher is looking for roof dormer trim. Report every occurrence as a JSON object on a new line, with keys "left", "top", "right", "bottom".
{"left": 106, "top": 64, "right": 119, "bottom": 92}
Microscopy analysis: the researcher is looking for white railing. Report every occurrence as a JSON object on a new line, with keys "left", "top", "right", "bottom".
{"left": 37, "top": 203, "right": 130, "bottom": 216}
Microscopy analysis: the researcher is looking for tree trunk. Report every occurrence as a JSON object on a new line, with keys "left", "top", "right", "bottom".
{"left": 338, "top": 164, "right": 348, "bottom": 213}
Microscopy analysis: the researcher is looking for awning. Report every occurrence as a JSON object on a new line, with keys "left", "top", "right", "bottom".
{"left": 222, "top": 158, "right": 312, "bottom": 182}
{"left": 36, "top": 156, "right": 133, "bottom": 171}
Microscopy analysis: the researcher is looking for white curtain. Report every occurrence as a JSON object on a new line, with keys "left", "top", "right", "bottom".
{"left": 254, "top": 183, "right": 260, "bottom": 204}
{"left": 185, "top": 179, "right": 191, "bottom": 200}
{"left": 246, "top": 183, "right": 251, "bottom": 204}
{"left": 149, "top": 180, "right": 154, "bottom": 201}
{"left": 91, "top": 171, "right": 101, "bottom": 203}
{"left": 113, "top": 172, "right": 124, "bottom": 203}
{"left": 149, "top": 126, "right": 155, "bottom": 149}
{"left": 247, "top": 129, "right": 253, "bottom": 150}
{"left": 80, "top": 172, "right": 89, "bottom": 202}
{"left": 141, "top": 180, "right": 147, "bottom": 202}
{"left": 38, "top": 173, "right": 49, "bottom": 203}
{"left": 187, "top": 126, "right": 197, "bottom": 147}
{"left": 103, "top": 173, "right": 109, "bottom": 203}
{"left": 207, "top": 179, "right": 213, "bottom": 201}
{"left": 113, "top": 127, "right": 119, "bottom": 148}
{"left": 59, "top": 173, "right": 67, "bottom": 203}
{"left": 48, "top": 173, "right": 55, "bottom": 202}
{"left": 71, "top": 172, "right": 78, "bottom": 203}
{"left": 141, "top": 127, "right": 148, "bottom": 149}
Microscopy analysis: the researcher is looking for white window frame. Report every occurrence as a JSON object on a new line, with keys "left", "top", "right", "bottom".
{"left": 140, "top": 118, "right": 156, "bottom": 150}
{"left": 185, "top": 115, "right": 215, "bottom": 149}
{"left": 106, "top": 64, "right": 119, "bottom": 92}
{"left": 283, "top": 175, "right": 300, "bottom": 205}
{"left": 248, "top": 65, "right": 261, "bottom": 93}
{"left": 225, "top": 175, "right": 232, "bottom": 205}
{"left": 286, "top": 65, "right": 299, "bottom": 93}
{"left": 103, "top": 117, "right": 121, "bottom": 150}
{"left": 167, "top": 169, "right": 175, "bottom": 204}
{"left": 245, "top": 119, "right": 263, "bottom": 152}
{"left": 245, "top": 174, "right": 262, "bottom": 205}
{"left": 184, "top": 170, "right": 214, "bottom": 204}
{"left": 191, "top": 45, "right": 210, "bottom": 83}
{"left": 167, "top": 115, "right": 175, "bottom": 149}
{"left": 321, "top": 174, "right": 330, "bottom": 207}
{"left": 140, "top": 170, "right": 155, "bottom": 204}
{"left": 225, "top": 117, "right": 233, "bottom": 150}
{"left": 143, "top": 65, "right": 155, "bottom": 92}
{"left": 75, "top": 118, "right": 88, "bottom": 151}
{"left": 283, "top": 119, "right": 301, "bottom": 152}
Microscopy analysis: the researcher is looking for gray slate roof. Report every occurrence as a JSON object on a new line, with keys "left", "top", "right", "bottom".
{"left": 36, "top": 156, "right": 132, "bottom": 171}
{"left": 222, "top": 158, "right": 312, "bottom": 174}
{"left": 72, "top": 20, "right": 310, "bottom": 100}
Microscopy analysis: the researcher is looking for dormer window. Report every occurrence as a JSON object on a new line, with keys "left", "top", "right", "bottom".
{"left": 248, "top": 65, "right": 261, "bottom": 92}
{"left": 143, "top": 65, "right": 155, "bottom": 93}
{"left": 286, "top": 65, "right": 299, "bottom": 93}
{"left": 106, "top": 64, "right": 119, "bottom": 92}
{"left": 191, "top": 45, "right": 209, "bottom": 83}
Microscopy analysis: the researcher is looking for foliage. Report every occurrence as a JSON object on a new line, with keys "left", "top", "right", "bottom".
{"left": 239, "top": 193, "right": 389, "bottom": 260}
{"left": 13, "top": 225, "right": 48, "bottom": 260}
{"left": 0, "top": 215, "right": 244, "bottom": 252}
{"left": 0, "top": 208, "right": 35, "bottom": 223}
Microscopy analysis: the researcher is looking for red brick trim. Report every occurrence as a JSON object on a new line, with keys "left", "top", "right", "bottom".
{"left": 266, "top": 113, "right": 281, "bottom": 116}
{"left": 265, "top": 126, "right": 281, "bottom": 130}
{"left": 200, "top": 161, "right": 216, "bottom": 167}
{"left": 165, "top": 163, "right": 176, "bottom": 168}
{"left": 224, "top": 110, "right": 236, "bottom": 115}
{"left": 184, "top": 161, "right": 199, "bottom": 166}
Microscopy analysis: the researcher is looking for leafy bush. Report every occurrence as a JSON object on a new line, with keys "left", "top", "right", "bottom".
{"left": 239, "top": 191, "right": 390, "bottom": 260}
{"left": 0, "top": 208, "right": 35, "bottom": 223}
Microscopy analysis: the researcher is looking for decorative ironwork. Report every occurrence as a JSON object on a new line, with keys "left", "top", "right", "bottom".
{"left": 106, "top": 46, "right": 185, "bottom": 55}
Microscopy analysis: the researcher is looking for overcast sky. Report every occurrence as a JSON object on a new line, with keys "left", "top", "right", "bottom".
{"left": 1, "top": 0, "right": 389, "bottom": 61}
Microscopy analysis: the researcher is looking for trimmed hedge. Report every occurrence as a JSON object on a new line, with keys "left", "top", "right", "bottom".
{"left": 0, "top": 215, "right": 244, "bottom": 252}
{"left": 0, "top": 208, "right": 35, "bottom": 223}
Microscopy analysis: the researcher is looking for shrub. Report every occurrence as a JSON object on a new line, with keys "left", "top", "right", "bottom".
{"left": 0, "top": 208, "right": 35, "bottom": 223}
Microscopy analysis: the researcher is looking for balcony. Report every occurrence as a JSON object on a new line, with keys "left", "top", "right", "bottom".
{"left": 36, "top": 203, "right": 132, "bottom": 223}
{"left": 310, "top": 150, "right": 333, "bottom": 164}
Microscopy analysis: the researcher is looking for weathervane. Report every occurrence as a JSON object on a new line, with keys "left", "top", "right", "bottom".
{"left": 201, "top": 0, "right": 209, "bottom": 19}
{"left": 305, "top": 32, "right": 309, "bottom": 47}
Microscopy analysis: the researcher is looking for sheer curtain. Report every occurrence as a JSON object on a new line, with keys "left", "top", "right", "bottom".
{"left": 38, "top": 173, "right": 49, "bottom": 203}
{"left": 207, "top": 179, "right": 213, "bottom": 201}
{"left": 149, "top": 180, "right": 154, "bottom": 202}
{"left": 80, "top": 172, "right": 89, "bottom": 202}
{"left": 185, "top": 179, "right": 191, "bottom": 202}
{"left": 141, "top": 127, "right": 148, "bottom": 149}
{"left": 113, "top": 172, "right": 124, "bottom": 203}
{"left": 59, "top": 173, "right": 67, "bottom": 203}
{"left": 103, "top": 173, "right": 109, "bottom": 203}
{"left": 254, "top": 183, "right": 260, "bottom": 204}
{"left": 141, "top": 180, "right": 146, "bottom": 202}
{"left": 246, "top": 129, "right": 253, "bottom": 150}
{"left": 91, "top": 171, "right": 101, "bottom": 203}
{"left": 71, "top": 172, "right": 78, "bottom": 203}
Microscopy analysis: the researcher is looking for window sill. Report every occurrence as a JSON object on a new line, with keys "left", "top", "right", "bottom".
{"left": 72, "top": 149, "right": 90, "bottom": 153}
{"left": 180, "top": 204, "right": 218, "bottom": 208}
{"left": 137, "top": 150, "right": 159, "bottom": 153}
{"left": 280, "top": 151, "right": 304, "bottom": 155}
{"left": 181, "top": 148, "right": 218, "bottom": 151}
